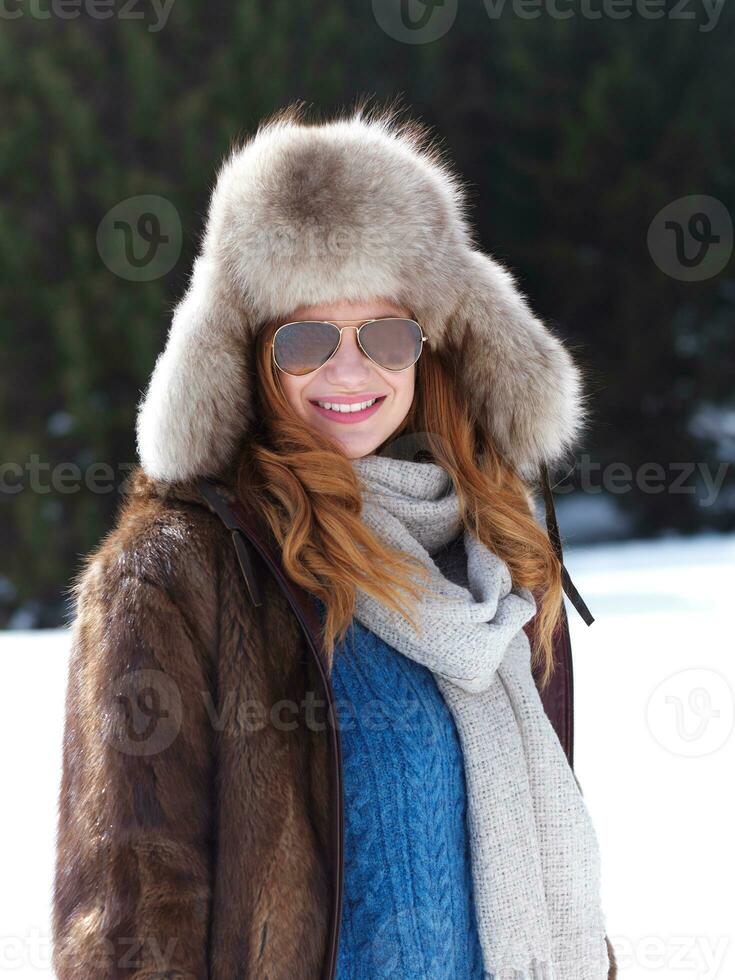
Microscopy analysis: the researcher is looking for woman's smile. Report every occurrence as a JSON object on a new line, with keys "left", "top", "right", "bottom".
{"left": 308, "top": 393, "right": 388, "bottom": 423}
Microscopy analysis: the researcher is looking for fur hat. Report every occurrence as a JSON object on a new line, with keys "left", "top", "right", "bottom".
{"left": 136, "top": 100, "right": 589, "bottom": 485}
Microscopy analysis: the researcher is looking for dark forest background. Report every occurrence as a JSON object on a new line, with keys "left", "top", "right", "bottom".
{"left": 1, "top": 0, "right": 733, "bottom": 627}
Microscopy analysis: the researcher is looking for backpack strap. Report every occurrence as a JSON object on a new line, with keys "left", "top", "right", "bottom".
{"left": 539, "top": 462, "right": 594, "bottom": 626}
{"left": 196, "top": 476, "right": 327, "bottom": 661}
{"left": 196, "top": 475, "right": 344, "bottom": 980}
{"left": 196, "top": 477, "right": 264, "bottom": 608}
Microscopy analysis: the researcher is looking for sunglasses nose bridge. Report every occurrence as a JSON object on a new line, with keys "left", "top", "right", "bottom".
{"left": 332, "top": 323, "right": 366, "bottom": 357}
{"left": 329, "top": 324, "right": 375, "bottom": 373}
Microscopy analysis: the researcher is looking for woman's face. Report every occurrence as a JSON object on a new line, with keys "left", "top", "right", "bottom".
{"left": 274, "top": 297, "right": 417, "bottom": 459}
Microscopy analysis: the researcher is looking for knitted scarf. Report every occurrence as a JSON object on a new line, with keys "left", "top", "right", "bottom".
{"left": 350, "top": 452, "right": 610, "bottom": 980}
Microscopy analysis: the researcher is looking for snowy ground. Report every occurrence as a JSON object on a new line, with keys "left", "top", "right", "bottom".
{"left": 1, "top": 531, "right": 733, "bottom": 978}
{"left": 569, "top": 532, "right": 734, "bottom": 980}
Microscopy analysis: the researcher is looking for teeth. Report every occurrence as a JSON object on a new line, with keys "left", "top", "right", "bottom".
{"left": 316, "top": 398, "right": 378, "bottom": 413}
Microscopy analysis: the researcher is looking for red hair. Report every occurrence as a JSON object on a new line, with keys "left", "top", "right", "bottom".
{"left": 235, "top": 320, "right": 564, "bottom": 689}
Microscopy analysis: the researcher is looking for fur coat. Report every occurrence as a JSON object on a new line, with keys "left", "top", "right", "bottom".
{"left": 53, "top": 466, "right": 338, "bottom": 978}
{"left": 51, "top": 465, "right": 617, "bottom": 979}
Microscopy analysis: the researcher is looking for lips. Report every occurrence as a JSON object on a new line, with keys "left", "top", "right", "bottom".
{"left": 309, "top": 394, "right": 387, "bottom": 424}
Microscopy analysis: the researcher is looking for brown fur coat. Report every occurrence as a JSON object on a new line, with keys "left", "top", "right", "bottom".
{"left": 52, "top": 466, "right": 617, "bottom": 979}
{"left": 53, "top": 468, "right": 336, "bottom": 978}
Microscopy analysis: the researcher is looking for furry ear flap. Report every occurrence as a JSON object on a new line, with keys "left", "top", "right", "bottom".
{"left": 136, "top": 254, "right": 255, "bottom": 483}
{"left": 134, "top": 105, "right": 588, "bottom": 486}
{"left": 447, "top": 251, "right": 590, "bottom": 483}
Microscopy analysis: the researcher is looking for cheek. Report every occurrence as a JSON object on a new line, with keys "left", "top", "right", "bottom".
{"left": 279, "top": 374, "right": 309, "bottom": 416}
{"left": 393, "top": 369, "right": 416, "bottom": 411}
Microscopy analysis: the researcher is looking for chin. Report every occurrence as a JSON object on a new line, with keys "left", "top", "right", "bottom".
{"left": 322, "top": 428, "right": 389, "bottom": 460}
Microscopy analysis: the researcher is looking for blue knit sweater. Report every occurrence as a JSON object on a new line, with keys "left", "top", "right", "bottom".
{"left": 323, "top": 604, "right": 486, "bottom": 980}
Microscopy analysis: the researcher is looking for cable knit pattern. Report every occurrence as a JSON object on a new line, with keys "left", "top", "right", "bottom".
{"left": 347, "top": 453, "right": 611, "bottom": 980}
{"left": 325, "top": 609, "right": 486, "bottom": 979}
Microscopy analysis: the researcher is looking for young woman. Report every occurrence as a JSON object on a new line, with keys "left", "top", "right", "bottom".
{"left": 52, "top": 101, "right": 617, "bottom": 979}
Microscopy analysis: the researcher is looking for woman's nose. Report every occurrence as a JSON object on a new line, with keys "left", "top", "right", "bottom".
{"left": 325, "top": 326, "right": 372, "bottom": 377}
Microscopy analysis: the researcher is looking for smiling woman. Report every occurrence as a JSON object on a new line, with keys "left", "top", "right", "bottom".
{"left": 52, "top": 101, "right": 615, "bottom": 980}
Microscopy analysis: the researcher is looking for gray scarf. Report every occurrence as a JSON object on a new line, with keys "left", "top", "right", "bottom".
{"left": 350, "top": 452, "right": 610, "bottom": 980}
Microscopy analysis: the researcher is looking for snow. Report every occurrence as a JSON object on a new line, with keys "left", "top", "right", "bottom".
{"left": 568, "top": 532, "right": 735, "bottom": 980}
{"left": 1, "top": 531, "right": 733, "bottom": 978}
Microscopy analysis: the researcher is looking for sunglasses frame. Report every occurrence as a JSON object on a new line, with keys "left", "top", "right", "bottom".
{"left": 270, "top": 317, "right": 428, "bottom": 377}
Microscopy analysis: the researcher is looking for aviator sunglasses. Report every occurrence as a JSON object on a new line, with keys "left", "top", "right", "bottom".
{"left": 270, "top": 317, "right": 427, "bottom": 377}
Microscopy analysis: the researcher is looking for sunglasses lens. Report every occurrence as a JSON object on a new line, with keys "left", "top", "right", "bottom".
{"left": 359, "top": 318, "right": 423, "bottom": 370}
{"left": 273, "top": 321, "right": 340, "bottom": 376}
